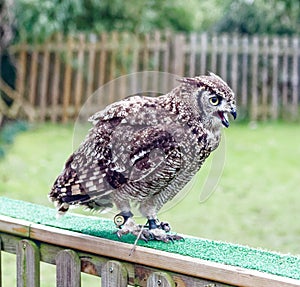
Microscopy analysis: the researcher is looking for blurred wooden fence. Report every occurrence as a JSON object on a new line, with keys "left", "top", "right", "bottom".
{"left": 2, "top": 32, "right": 300, "bottom": 122}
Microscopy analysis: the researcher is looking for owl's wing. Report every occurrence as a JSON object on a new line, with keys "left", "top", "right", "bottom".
{"left": 125, "top": 125, "right": 182, "bottom": 186}
{"left": 49, "top": 125, "right": 116, "bottom": 212}
{"left": 49, "top": 95, "right": 182, "bottom": 210}
{"left": 88, "top": 95, "right": 145, "bottom": 124}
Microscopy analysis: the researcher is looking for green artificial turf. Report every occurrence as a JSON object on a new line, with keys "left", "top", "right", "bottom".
{"left": 1, "top": 197, "right": 300, "bottom": 281}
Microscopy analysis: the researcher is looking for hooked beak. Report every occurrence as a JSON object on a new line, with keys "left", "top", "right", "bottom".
{"left": 218, "top": 108, "right": 237, "bottom": 128}
{"left": 231, "top": 108, "right": 237, "bottom": 120}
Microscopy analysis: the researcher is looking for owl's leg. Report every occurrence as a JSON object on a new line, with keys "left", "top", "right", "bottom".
{"left": 141, "top": 218, "right": 182, "bottom": 242}
{"left": 113, "top": 199, "right": 142, "bottom": 238}
{"left": 139, "top": 201, "right": 183, "bottom": 243}
{"left": 115, "top": 215, "right": 143, "bottom": 239}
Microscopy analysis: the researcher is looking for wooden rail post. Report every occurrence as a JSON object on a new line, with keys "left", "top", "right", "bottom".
{"left": 172, "top": 34, "right": 185, "bottom": 76}
{"left": 271, "top": 36, "right": 279, "bottom": 120}
{"left": 50, "top": 33, "right": 63, "bottom": 123}
{"left": 56, "top": 250, "right": 81, "bottom": 287}
{"left": 147, "top": 272, "right": 175, "bottom": 287}
{"left": 291, "top": 37, "right": 299, "bottom": 119}
{"left": 16, "top": 239, "right": 40, "bottom": 287}
{"left": 62, "top": 35, "right": 73, "bottom": 123}
{"left": 251, "top": 36, "right": 259, "bottom": 121}
{"left": 101, "top": 260, "right": 128, "bottom": 287}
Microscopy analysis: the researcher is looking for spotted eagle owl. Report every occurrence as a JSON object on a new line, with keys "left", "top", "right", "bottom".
{"left": 49, "top": 72, "right": 236, "bottom": 242}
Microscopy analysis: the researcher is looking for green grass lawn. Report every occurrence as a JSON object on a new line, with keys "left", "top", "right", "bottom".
{"left": 1, "top": 121, "right": 300, "bottom": 285}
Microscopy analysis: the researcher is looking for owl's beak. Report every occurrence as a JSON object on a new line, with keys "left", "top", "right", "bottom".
{"left": 218, "top": 108, "right": 237, "bottom": 128}
{"left": 230, "top": 109, "right": 237, "bottom": 120}
{"left": 218, "top": 111, "right": 230, "bottom": 128}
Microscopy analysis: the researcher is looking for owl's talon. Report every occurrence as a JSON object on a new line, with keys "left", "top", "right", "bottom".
{"left": 115, "top": 217, "right": 142, "bottom": 239}
{"left": 146, "top": 219, "right": 171, "bottom": 232}
{"left": 167, "top": 234, "right": 184, "bottom": 242}
{"left": 141, "top": 228, "right": 183, "bottom": 243}
{"left": 159, "top": 221, "right": 171, "bottom": 232}
{"left": 114, "top": 216, "right": 182, "bottom": 243}
{"left": 116, "top": 229, "right": 124, "bottom": 239}
{"left": 139, "top": 230, "right": 153, "bottom": 242}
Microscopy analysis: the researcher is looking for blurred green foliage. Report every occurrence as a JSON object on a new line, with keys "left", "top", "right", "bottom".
{"left": 13, "top": 0, "right": 300, "bottom": 43}
{"left": 15, "top": 0, "right": 194, "bottom": 42}
{"left": 215, "top": 0, "right": 300, "bottom": 35}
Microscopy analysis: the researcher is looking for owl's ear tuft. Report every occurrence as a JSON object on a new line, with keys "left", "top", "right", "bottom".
{"left": 179, "top": 77, "right": 202, "bottom": 88}
{"left": 208, "top": 71, "right": 229, "bottom": 86}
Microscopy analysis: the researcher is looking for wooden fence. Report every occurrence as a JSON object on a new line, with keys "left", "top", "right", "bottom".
{"left": 1, "top": 214, "right": 300, "bottom": 287}
{"left": 2, "top": 32, "right": 300, "bottom": 122}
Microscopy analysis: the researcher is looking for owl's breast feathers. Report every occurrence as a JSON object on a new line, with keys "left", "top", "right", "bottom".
{"left": 49, "top": 95, "right": 220, "bottom": 212}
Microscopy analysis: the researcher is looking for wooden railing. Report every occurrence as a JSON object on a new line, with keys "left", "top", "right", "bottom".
{"left": 1, "top": 214, "right": 300, "bottom": 287}
{"left": 2, "top": 32, "right": 300, "bottom": 122}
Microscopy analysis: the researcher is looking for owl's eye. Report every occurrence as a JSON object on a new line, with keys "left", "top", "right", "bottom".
{"left": 209, "top": 96, "right": 220, "bottom": 106}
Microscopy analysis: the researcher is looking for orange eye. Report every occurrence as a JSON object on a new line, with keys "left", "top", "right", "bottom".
{"left": 209, "top": 96, "right": 220, "bottom": 106}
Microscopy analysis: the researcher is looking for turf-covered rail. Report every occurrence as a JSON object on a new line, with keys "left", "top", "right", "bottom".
{"left": 0, "top": 197, "right": 300, "bottom": 287}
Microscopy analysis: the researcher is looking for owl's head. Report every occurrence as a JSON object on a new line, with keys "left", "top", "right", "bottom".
{"left": 181, "top": 72, "right": 237, "bottom": 128}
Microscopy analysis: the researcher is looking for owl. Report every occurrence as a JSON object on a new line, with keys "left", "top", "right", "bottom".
{"left": 49, "top": 72, "right": 236, "bottom": 242}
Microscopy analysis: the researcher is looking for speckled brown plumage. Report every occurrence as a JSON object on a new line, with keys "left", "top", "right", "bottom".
{"left": 49, "top": 72, "right": 236, "bottom": 241}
